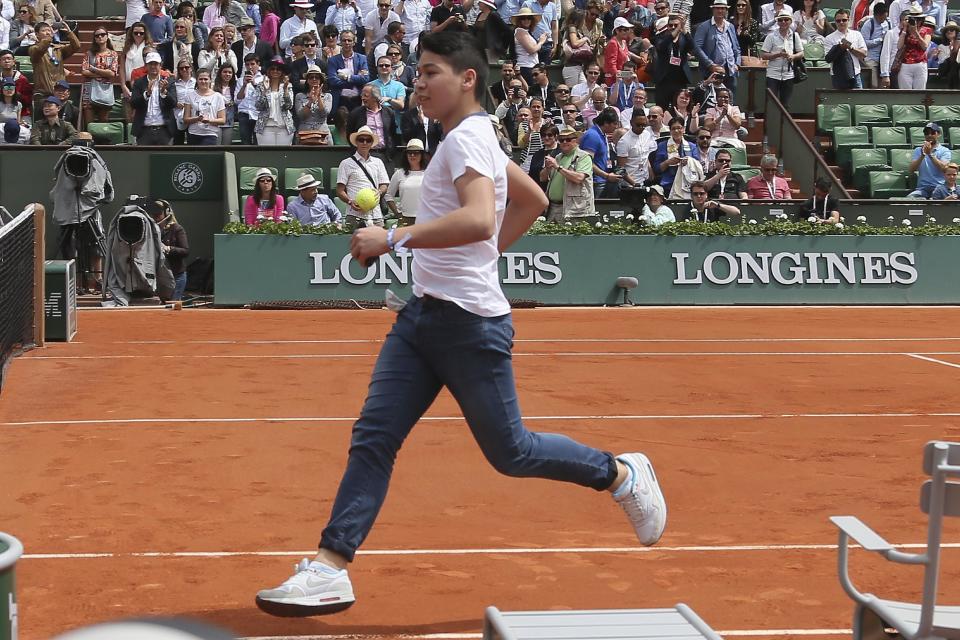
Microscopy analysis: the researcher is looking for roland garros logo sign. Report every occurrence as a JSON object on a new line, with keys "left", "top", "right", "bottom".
{"left": 172, "top": 162, "right": 203, "bottom": 195}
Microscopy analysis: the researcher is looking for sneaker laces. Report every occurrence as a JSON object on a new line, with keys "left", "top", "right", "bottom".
{"left": 280, "top": 558, "right": 313, "bottom": 586}
{"left": 617, "top": 474, "right": 652, "bottom": 521}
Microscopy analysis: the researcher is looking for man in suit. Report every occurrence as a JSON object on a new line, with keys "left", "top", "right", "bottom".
{"left": 232, "top": 17, "right": 273, "bottom": 71}
{"left": 327, "top": 29, "right": 369, "bottom": 113}
{"left": 345, "top": 83, "right": 396, "bottom": 153}
{"left": 652, "top": 16, "right": 694, "bottom": 110}
{"left": 287, "top": 31, "right": 323, "bottom": 93}
{"left": 693, "top": 0, "right": 742, "bottom": 97}
{"left": 130, "top": 52, "right": 178, "bottom": 145}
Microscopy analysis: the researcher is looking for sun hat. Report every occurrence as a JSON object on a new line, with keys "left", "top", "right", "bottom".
{"left": 290, "top": 0, "right": 313, "bottom": 8}
{"left": 907, "top": 5, "right": 922, "bottom": 15}
{"left": 478, "top": 0, "right": 496, "bottom": 8}
{"left": 923, "top": 14, "right": 936, "bottom": 26}
{"left": 349, "top": 124, "right": 380, "bottom": 147}
{"left": 613, "top": 16, "right": 633, "bottom": 30}
{"left": 510, "top": 7, "right": 542, "bottom": 25}
{"left": 254, "top": 167, "right": 276, "bottom": 182}
{"left": 943, "top": 20, "right": 960, "bottom": 32}
{"left": 305, "top": 63, "right": 324, "bottom": 76}
{"left": 775, "top": 9, "right": 792, "bottom": 19}
{"left": 654, "top": 16, "right": 669, "bottom": 30}
{"left": 295, "top": 173, "right": 322, "bottom": 190}
{"left": 710, "top": 0, "right": 728, "bottom": 8}
{"left": 144, "top": 51, "right": 162, "bottom": 64}
{"left": 239, "top": 16, "right": 255, "bottom": 27}
{"left": 647, "top": 184, "right": 665, "bottom": 197}
{"left": 558, "top": 126, "right": 579, "bottom": 138}
{"left": 406, "top": 138, "right": 425, "bottom": 151}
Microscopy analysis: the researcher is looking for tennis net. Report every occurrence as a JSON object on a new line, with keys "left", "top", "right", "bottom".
{"left": 0, "top": 204, "right": 44, "bottom": 392}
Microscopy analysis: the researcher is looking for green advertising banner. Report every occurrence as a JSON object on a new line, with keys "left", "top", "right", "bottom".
{"left": 214, "top": 234, "right": 960, "bottom": 306}
{"left": 149, "top": 154, "right": 223, "bottom": 201}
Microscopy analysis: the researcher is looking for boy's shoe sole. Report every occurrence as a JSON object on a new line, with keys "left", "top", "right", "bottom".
{"left": 255, "top": 596, "right": 355, "bottom": 617}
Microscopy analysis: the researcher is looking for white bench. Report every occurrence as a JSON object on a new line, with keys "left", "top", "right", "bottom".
{"left": 483, "top": 604, "right": 723, "bottom": 640}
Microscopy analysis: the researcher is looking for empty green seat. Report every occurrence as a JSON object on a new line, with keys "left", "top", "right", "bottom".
{"left": 330, "top": 166, "right": 339, "bottom": 191}
{"left": 929, "top": 105, "right": 960, "bottom": 131}
{"left": 329, "top": 125, "right": 348, "bottom": 146}
{"left": 14, "top": 56, "right": 32, "bottom": 81}
{"left": 87, "top": 122, "right": 125, "bottom": 145}
{"left": 804, "top": 41, "right": 825, "bottom": 65}
{"left": 891, "top": 104, "right": 928, "bottom": 127}
{"left": 108, "top": 96, "right": 125, "bottom": 122}
{"left": 948, "top": 127, "right": 960, "bottom": 146}
{"left": 817, "top": 103, "right": 852, "bottom": 135}
{"left": 734, "top": 167, "right": 760, "bottom": 182}
{"left": 284, "top": 167, "right": 324, "bottom": 194}
{"left": 851, "top": 148, "right": 890, "bottom": 193}
{"left": 833, "top": 125, "right": 870, "bottom": 169}
{"left": 239, "top": 166, "right": 278, "bottom": 192}
{"left": 907, "top": 126, "right": 928, "bottom": 146}
{"left": 854, "top": 104, "right": 891, "bottom": 126}
{"left": 889, "top": 147, "right": 915, "bottom": 173}
{"left": 724, "top": 146, "right": 749, "bottom": 169}
{"left": 952, "top": 148, "right": 960, "bottom": 164}
{"left": 872, "top": 126, "right": 909, "bottom": 150}
{"left": 868, "top": 171, "right": 909, "bottom": 199}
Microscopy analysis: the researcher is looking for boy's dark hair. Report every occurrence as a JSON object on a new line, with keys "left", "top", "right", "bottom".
{"left": 418, "top": 31, "right": 488, "bottom": 101}
{"left": 243, "top": 52, "right": 260, "bottom": 63}
{"left": 595, "top": 107, "right": 620, "bottom": 127}
{"left": 813, "top": 177, "right": 831, "bottom": 192}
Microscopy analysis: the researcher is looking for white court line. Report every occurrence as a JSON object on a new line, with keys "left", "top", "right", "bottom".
{"left": 239, "top": 632, "right": 855, "bottom": 640}
{"left": 19, "top": 542, "right": 959, "bottom": 560}
{"left": 105, "top": 337, "right": 960, "bottom": 345}
{"left": 907, "top": 353, "right": 960, "bottom": 370}
{"left": 22, "top": 350, "right": 960, "bottom": 361}
{"left": 8, "top": 411, "right": 960, "bottom": 427}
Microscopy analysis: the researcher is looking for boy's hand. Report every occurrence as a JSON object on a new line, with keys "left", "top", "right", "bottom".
{"left": 351, "top": 226, "right": 389, "bottom": 266}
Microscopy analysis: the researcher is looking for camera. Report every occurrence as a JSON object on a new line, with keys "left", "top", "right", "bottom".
{"left": 512, "top": 87, "right": 521, "bottom": 97}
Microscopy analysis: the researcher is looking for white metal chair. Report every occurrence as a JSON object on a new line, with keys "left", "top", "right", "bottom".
{"left": 831, "top": 441, "right": 960, "bottom": 640}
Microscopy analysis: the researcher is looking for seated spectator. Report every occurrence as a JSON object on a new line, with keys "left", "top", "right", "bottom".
{"left": 559, "top": 101, "right": 583, "bottom": 132}
{"left": 287, "top": 172, "right": 341, "bottom": 225}
{"left": 346, "top": 84, "right": 396, "bottom": 153}
{"left": 581, "top": 86, "right": 617, "bottom": 129}
{"left": 369, "top": 54, "right": 405, "bottom": 111}
{"left": 519, "top": 96, "right": 549, "bottom": 171}
{"left": 399, "top": 91, "right": 442, "bottom": 151}
{"left": 384, "top": 43, "right": 414, "bottom": 88}
{"left": 703, "top": 147, "right": 747, "bottom": 199}
{"left": 288, "top": 32, "right": 320, "bottom": 94}
{"left": 618, "top": 85, "right": 648, "bottom": 128}
{"left": 571, "top": 61, "right": 605, "bottom": 110}
{"left": 30, "top": 95, "right": 77, "bottom": 144}
{"left": 130, "top": 51, "right": 178, "bottom": 145}
{"left": 2, "top": 117, "right": 22, "bottom": 144}
{"left": 794, "top": 0, "right": 826, "bottom": 43}
{"left": 540, "top": 126, "right": 594, "bottom": 222}
{"left": 373, "top": 22, "right": 407, "bottom": 67}
{"left": 244, "top": 167, "right": 285, "bottom": 223}
{"left": 685, "top": 180, "right": 740, "bottom": 221}
{"left": 0, "top": 49, "right": 32, "bottom": 120}
{"left": 490, "top": 61, "right": 523, "bottom": 104}
{"left": 654, "top": 116, "right": 700, "bottom": 194}
{"left": 616, "top": 109, "right": 657, "bottom": 189}
{"left": 746, "top": 154, "right": 791, "bottom": 198}
{"left": 646, "top": 105, "right": 668, "bottom": 136}
{"left": 385, "top": 138, "right": 428, "bottom": 224}
{"left": 9, "top": 6, "right": 39, "bottom": 56}
{"left": 337, "top": 125, "right": 389, "bottom": 229}
{"left": 254, "top": 57, "right": 294, "bottom": 145}
{"left": 703, "top": 87, "right": 744, "bottom": 149}
{"left": 907, "top": 121, "right": 951, "bottom": 197}
{"left": 494, "top": 78, "right": 528, "bottom": 138}
{"left": 639, "top": 184, "right": 675, "bottom": 226}
{"left": 0, "top": 78, "right": 25, "bottom": 123}
{"left": 797, "top": 177, "right": 840, "bottom": 222}
{"left": 294, "top": 64, "right": 332, "bottom": 144}
{"left": 489, "top": 114, "right": 515, "bottom": 156}
{"left": 694, "top": 126, "right": 714, "bottom": 173}
{"left": 667, "top": 87, "right": 699, "bottom": 136}
{"left": 581, "top": 107, "right": 622, "bottom": 198}
{"left": 931, "top": 162, "right": 960, "bottom": 199}
{"left": 525, "top": 63, "right": 554, "bottom": 111}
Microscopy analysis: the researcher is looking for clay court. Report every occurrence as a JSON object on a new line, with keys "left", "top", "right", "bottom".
{"left": 1, "top": 306, "right": 959, "bottom": 639}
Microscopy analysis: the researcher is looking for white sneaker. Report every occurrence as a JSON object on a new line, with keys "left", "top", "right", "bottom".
{"left": 613, "top": 453, "right": 667, "bottom": 546}
{"left": 256, "top": 558, "right": 356, "bottom": 617}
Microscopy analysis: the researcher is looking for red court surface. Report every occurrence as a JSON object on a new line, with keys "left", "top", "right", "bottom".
{"left": 1, "top": 306, "right": 959, "bottom": 639}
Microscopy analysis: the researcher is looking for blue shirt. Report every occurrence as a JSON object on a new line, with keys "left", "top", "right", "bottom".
{"left": 142, "top": 13, "right": 175, "bottom": 43}
{"left": 580, "top": 124, "right": 608, "bottom": 184}
{"left": 287, "top": 194, "right": 342, "bottom": 225}
{"left": 931, "top": 183, "right": 959, "bottom": 199}
{"left": 522, "top": 0, "right": 557, "bottom": 40}
{"left": 371, "top": 78, "right": 406, "bottom": 104}
{"left": 913, "top": 144, "right": 952, "bottom": 191}
{"left": 245, "top": 3, "right": 263, "bottom": 34}
{"left": 497, "top": 0, "right": 522, "bottom": 22}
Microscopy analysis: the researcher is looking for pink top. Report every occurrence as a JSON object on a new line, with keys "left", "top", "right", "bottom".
{"left": 244, "top": 194, "right": 286, "bottom": 224}
{"left": 260, "top": 13, "right": 280, "bottom": 49}
{"left": 603, "top": 39, "right": 629, "bottom": 86}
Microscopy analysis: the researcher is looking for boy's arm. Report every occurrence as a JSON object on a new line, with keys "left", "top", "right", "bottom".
{"left": 498, "top": 161, "right": 548, "bottom": 252}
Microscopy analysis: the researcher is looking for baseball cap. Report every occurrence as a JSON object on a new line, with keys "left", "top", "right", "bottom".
{"left": 3, "top": 118, "right": 19, "bottom": 143}
{"left": 923, "top": 122, "right": 942, "bottom": 133}
{"left": 613, "top": 16, "right": 633, "bottom": 30}
{"left": 144, "top": 51, "right": 162, "bottom": 64}
{"left": 2, "top": 79, "right": 15, "bottom": 88}
{"left": 44, "top": 95, "right": 63, "bottom": 106}
{"left": 54, "top": 79, "right": 70, "bottom": 90}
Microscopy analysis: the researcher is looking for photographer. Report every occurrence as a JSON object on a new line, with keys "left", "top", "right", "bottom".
{"left": 896, "top": 9, "right": 933, "bottom": 89}
{"left": 430, "top": 0, "right": 467, "bottom": 33}
{"left": 145, "top": 199, "right": 189, "bottom": 301}
{"left": 28, "top": 19, "right": 80, "bottom": 117}
{"left": 685, "top": 180, "right": 739, "bottom": 221}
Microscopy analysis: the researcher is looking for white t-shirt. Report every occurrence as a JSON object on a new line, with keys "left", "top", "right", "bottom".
{"left": 615, "top": 128, "right": 657, "bottom": 183}
{"left": 762, "top": 30, "right": 798, "bottom": 80}
{"left": 187, "top": 91, "right": 226, "bottom": 137}
{"left": 125, "top": 0, "right": 148, "bottom": 27}
{"left": 412, "top": 112, "right": 509, "bottom": 317}
{"left": 824, "top": 28, "right": 867, "bottom": 76}
{"left": 336, "top": 152, "right": 389, "bottom": 217}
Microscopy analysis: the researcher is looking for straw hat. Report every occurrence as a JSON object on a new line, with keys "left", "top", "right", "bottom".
{"left": 406, "top": 138, "right": 425, "bottom": 151}
{"left": 710, "top": 0, "right": 728, "bottom": 8}
{"left": 349, "top": 125, "right": 380, "bottom": 147}
{"left": 943, "top": 20, "right": 960, "bottom": 32}
{"left": 305, "top": 64, "right": 324, "bottom": 76}
{"left": 295, "top": 173, "right": 322, "bottom": 190}
{"left": 254, "top": 167, "right": 276, "bottom": 182}
{"left": 511, "top": 7, "right": 542, "bottom": 26}
{"left": 775, "top": 9, "right": 792, "bottom": 19}
{"left": 647, "top": 184, "right": 665, "bottom": 197}
{"left": 290, "top": 0, "right": 313, "bottom": 8}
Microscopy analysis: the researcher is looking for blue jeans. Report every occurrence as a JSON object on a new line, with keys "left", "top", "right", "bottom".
{"left": 173, "top": 272, "right": 187, "bottom": 301}
{"left": 319, "top": 295, "right": 618, "bottom": 561}
{"left": 831, "top": 73, "right": 863, "bottom": 90}
{"left": 187, "top": 133, "right": 218, "bottom": 145}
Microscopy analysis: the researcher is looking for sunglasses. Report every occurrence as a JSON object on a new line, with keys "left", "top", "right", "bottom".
{"left": 777, "top": 17, "right": 790, "bottom": 21}
{"left": 715, "top": 158, "right": 730, "bottom": 163}
{"left": 95, "top": 32, "right": 108, "bottom": 36}
{"left": 406, "top": 150, "right": 422, "bottom": 154}
{"left": 692, "top": 191, "right": 707, "bottom": 196}
{"left": 356, "top": 137, "right": 373, "bottom": 143}
{"left": 563, "top": 109, "right": 577, "bottom": 114}
{"left": 543, "top": 132, "right": 557, "bottom": 137}
{"left": 378, "top": 3, "right": 390, "bottom": 5}
{"left": 555, "top": 88, "right": 570, "bottom": 93}
{"left": 257, "top": 177, "right": 274, "bottom": 181}
{"left": 698, "top": 135, "right": 711, "bottom": 140}
{"left": 559, "top": 136, "right": 577, "bottom": 141}
{"left": 388, "top": 51, "right": 401, "bottom": 55}
{"left": 133, "top": 31, "right": 146, "bottom": 35}
{"left": 18, "top": 8, "right": 27, "bottom": 12}
{"left": 305, "top": 42, "right": 317, "bottom": 46}
{"left": 835, "top": 17, "right": 848, "bottom": 22}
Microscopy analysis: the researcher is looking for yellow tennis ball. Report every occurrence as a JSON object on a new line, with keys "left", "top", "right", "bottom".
{"left": 355, "top": 188, "right": 379, "bottom": 212}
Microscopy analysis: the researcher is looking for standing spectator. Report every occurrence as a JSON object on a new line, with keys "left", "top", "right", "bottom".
{"left": 172, "top": 59, "right": 196, "bottom": 144}
{"left": 131, "top": 50, "right": 177, "bottom": 144}
{"left": 198, "top": 26, "right": 239, "bottom": 73}
{"left": 931, "top": 162, "right": 960, "bottom": 199}
{"left": 551, "top": 84, "right": 576, "bottom": 124}
{"left": 527, "top": 122, "right": 558, "bottom": 187}
{"left": 235, "top": 53, "right": 262, "bottom": 143}
{"left": 159, "top": 19, "right": 201, "bottom": 72}
{"left": 490, "top": 60, "right": 521, "bottom": 104}
{"left": 581, "top": 85, "right": 616, "bottom": 128}
{"left": 759, "top": 0, "right": 793, "bottom": 35}
{"left": 320, "top": 24, "right": 341, "bottom": 63}
{"left": 523, "top": 0, "right": 558, "bottom": 63}
{"left": 81, "top": 27, "right": 119, "bottom": 128}
{"left": 638, "top": 185, "right": 675, "bottom": 225}
{"left": 183, "top": 67, "right": 226, "bottom": 143}
{"left": 327, "top": 29, "right": 367, "bottom": 113}
{"left": 287, "top": 172, "right": 341, "bottom": 225}
{"left": 608, "top": 60, "right": 641, "bottom": 112}
{"left": 259, "top": 0, "right": 281, "bottom": 53}
{"left": 518, "top": 95, "right": 547, "bottom": 171}
{"left": 685, "top": 181, "right": 739, "bottom": 220}
{"left": 760, "top": 10, "right": 802, "bottom": 107}
{"left": 526, "top": 62, "right": 554, "bottom": 109}
{"left": 693, "top": 126, "right": 714, "bottom": 174}
{"left": 824, "top": 9, "right": 867, "bottom": 88}
{"left": 493, "top": 76, "right": 527, "bottom": 135}
{"left": 147, "top": 199, "right": 189, "bottom": 301}
{"left": 118, "top": 22, "right": 152, "bottom": 117}
{"left": 540, "top": 126, "right": 594, "bottom": 221}
{"left": 603, "top": 16, "right": 634, "bottom": 86}
{"left": 176, "top": 2, "right": 209, "bottom": 47}
{"left": 143, "top": 0, "right": 175, "bottom": 43}
{"left": 372, "top": 21, "right": 405, "bottom": 62}
{"left": 703, "top": 87, "right": 743, "bottom": 147}
{"left": 213, "top": 61, "right": 240, "bottom": 137}
{"left": 385, "top": 137, "right": 427, "bottom": 224}
{"left": 0, "top": 48, "right": 31, "bottom": 118}
{"left": 570, "top": 60, "right": 603, "bottom": 108}
{"left": 30, "top": 94, "right": 76, "bottom": 143}
{"left": 887, "top": 0, "right": 913, "bottom": 27}
{"left": 288, "top": 31, "right": 321, "bottom": 92}
{"left": 794, "top": 0, "right": 825, "bottom": 42}
{"left": 395, "top": 0, "right": 431, "bottom": 52}
{"left": 337, "top": 124, "right": 389, "bottom": 229}
{"left": 797, "top": 177, "right": 840, "bottom": 222}
{"left": 232, "top": 16, "right": 273, "bottom": 68}
{"left": 616, "top": 109, "right": 657, "bottom": 189}
{"left": 746, "top": 154, "right": 791, "bottom": 198}
{"left": 399, "top": 91, "right": 441, "bottom": 150}
{"left": 859, "top": 2, "right": 889, "bottom": 86}
{"left": 28, "top": 20, "right": 80, "bottom": 116}
{"left": 694, "top": 0, "right": 741, "bottom": 97}
{"left": 559, "top": 9, "right": 590, "bottom": 87}
{"left": 362, "top": 0, "right": 400, "bottom": 55}
{"left": 385, "top": 43, "right": 414, "bottom": 87}
{"left": 896, "top": 8, "right": 932, "bottom": 88}
{"left": 654, "top": 116, "right": 700, "bottom": 193}
{"left": 244, "top": 167, "right": 285, "bottom": 223}
{"left": 279, "top": 0, "right": 318, "bottom": 57}
{"left": 346, "top": 83, "right": 395, "bottom": 150}
{"left": 325, "top": 0, "right": 361, "bottom": 37}
{"left": 9, "top": 5, "right": 38, "bottom": 55}
{"left": 733, "top": 0, "right": 761, "bottom": 56}
{"left": 204, "top": 0, "right": 246, "bottom": 30}
{"left": 369, "top": 53, "right": 404, "bottom": 110}
{"left": 667, "top": 87, "right": 698, "bottom": 135}
{"left": 652, "top": 13, "right": 694, "bottom": 110}
{"left": 119, "top": 0, "right": 148, "bottom": 28}
{"left": 703, "top": 147, "right": 747, "bottom": 198}
{"left": 430, "top": 0, "right": 467, "bottom": 33}
{"left": 936, "top": 21, "right": 960, "bottom": 87}
{"left": 244, "top": 0, "right": 263, "bottom": 33}
{"left": 907, "top": 122, "right": 951, "bottom": 197}
{"left": 294, "top": 64, "right": 331, "bottom": 143}
{"left": 580, "top": 106, "right": 621, "bottom": 198}
{"left": 254, "top": 56, "right": 294, "bottom": 143}
{"left": 513, "top": 7, "right": 545, "bottom": 85}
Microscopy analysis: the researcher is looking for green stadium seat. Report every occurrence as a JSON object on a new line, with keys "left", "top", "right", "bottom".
{"left": 948, "top": 127, "right": 960, "bottom": 146}
{"left": 823, "top": 6, "right": 840, "bottom": 22}
{"left": 851, "top": 148, "right": 890, "bottom": 193}
{"left": 330, "top": 166, "right": 339, "bottom": 191}
{"left": 891, "top": 104, "right": 929, "bottom": 127}
{"left": 889, "top": 147, "right": 915, "bottom": 173}
{"left": 928, "top": 105, "right": 960, "bottom": 131}
{"left": 239, "top": 166, "right": 278, "bottom": 192}
{"left": 804, "top": 41, "right": 825, "bottom": 66}
{"left": 906, "top": 126, "right": 929, "bottom": 146}
{"left": 952, "top": 148, "right": 960, "bottom": 164}
{"left": 724, "top": 146, "right": 749, "bottom": 169}
{"left": 333, "top": 197, "right": 348, "bottom": 214}
{"left": 108, "top": 96, "right": 125, "bottom": 122}
{"left": 854, "top": 104, "right": 891, "bottom": 126}
{"left": 734, "top": 168, "right": 760, "bottom": 182}
{"left": 87, "top": 122, "right": 125, "bottom": 145}
{"left": 14, "top": 56, "right": 32, "bottom": 81}
{"left": 833, "top": 125, "right": 870, "bottom": 169}
{"left": 817, "top": 103, "right": 852, "bottom": 135}
{"left": 871, "top": 126, "right": 909, "bottom": 150}
{"left": 125, "top": 122, "right": 134, "bottom": 143}
{"left": 284, "top": 167, "right": 324, "bottom": 194}
{"left": 329, "top": 125, "right": 348, "bottom": 146}
{"left": 868, "top": 171, "right": 910, "bottom": 199}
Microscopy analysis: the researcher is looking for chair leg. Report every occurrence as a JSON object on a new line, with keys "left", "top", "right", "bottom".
{"left": 853, "top": 605, "right": 903, "bottom": 640}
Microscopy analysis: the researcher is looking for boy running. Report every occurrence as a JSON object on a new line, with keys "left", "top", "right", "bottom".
{"left": 255, "top": 30, "right": 667, "bottom": 617}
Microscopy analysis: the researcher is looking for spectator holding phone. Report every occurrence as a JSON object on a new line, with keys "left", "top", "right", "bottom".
{"left": 685, "top": 181, "right": 739, "bottom": 221}
{"left": 28, "top": 19, "right": 80, "bottom": 117}
{"left": 652, "top": 14, "right": 694, "bottom": 110}
{"left": 603, "top": 16, "right": 634, "bottom": 85}
{"left": 430, "top": 0, "right": 467, "bottom": 33}
{"left": 235, "top": 53, "right": 262, "bottom": 144}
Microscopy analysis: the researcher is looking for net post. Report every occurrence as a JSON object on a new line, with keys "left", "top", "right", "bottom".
{"left": 32, "top": 203, "right": 45, "bottom": 348}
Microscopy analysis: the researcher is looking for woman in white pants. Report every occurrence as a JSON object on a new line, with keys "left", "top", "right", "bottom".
{"left": 897, "top": 14, "right": 933, "bottom": 89}
{"left": 254, "top": 58, "right": 294, "bottom": 145}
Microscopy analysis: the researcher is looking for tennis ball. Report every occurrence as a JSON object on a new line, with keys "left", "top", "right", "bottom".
{"left": 355, "top": 188, "right": 379, "bottom": 212}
